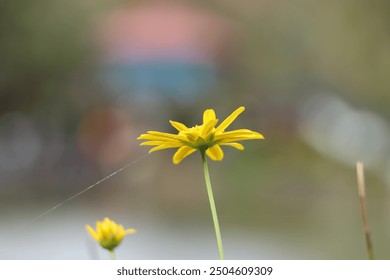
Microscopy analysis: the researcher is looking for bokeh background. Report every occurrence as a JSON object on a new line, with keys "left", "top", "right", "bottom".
{"left": 1, "top": 0, "right": 390, "bottom": 259}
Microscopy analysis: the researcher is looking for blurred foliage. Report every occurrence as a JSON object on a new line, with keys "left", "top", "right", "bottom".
{"left": 0, "top": 0, "right": 104, "bottom": 131}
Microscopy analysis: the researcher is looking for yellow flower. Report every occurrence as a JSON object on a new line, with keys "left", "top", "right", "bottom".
{"left": 86, "top": 217, "right": 136, "bottom": 251}
{"left": 138, "top": 106, "right": 264, "bottom": 164}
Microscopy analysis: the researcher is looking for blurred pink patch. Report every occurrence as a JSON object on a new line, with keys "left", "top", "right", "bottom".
{"left": 100, "top": 0, "right": 230, "bottom": 63}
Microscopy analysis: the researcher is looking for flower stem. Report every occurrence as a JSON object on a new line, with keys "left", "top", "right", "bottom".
{"left": 200, "top": 150, "right": 224, "bottom": 260}
{"left": 109, "top": 250, "right": 116, "bottom": 260}
{"left": 356, "top": 161, "right": 375, "bottom": 260}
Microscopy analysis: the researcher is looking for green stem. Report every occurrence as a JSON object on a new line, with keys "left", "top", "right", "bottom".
{"left": 109, "top": 250, "right": 116, "bottom": 260}
{"left": 201, "top": 150, "right": 224, "bottom": 260}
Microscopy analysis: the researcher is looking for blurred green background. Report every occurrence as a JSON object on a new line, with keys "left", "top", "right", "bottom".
{"left": 1, "top": 0, "right": 390, "bottom": 259}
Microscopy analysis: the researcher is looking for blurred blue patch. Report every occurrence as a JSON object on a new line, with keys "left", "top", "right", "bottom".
{"left": 103, "top": 60, "right": 217, "bottom": 103}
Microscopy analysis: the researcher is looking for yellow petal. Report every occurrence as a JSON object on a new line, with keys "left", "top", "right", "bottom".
{"left": 170, "top": 120, "right": 188, "bottom": 132}
{"left": 215, "top": 107, "right": 245, "bottom": 133}
{"left": 138, "top": 131, "right": 180, "bottom": 140}
{"left": 138, "top": 135, "right": 187, "bottom": 144}
{"left": 117, "top": 225, "right": 125, "bottom": 236}
{"left": 149, "top": 144, "right": 181, "bottom": 153}
{"left": 125, "top": 228, "right": 137, "bottom": 235}
{"left": 206, "top": 145, "right": 224, "bottom": 161}
{"left": 201, "top": 119, "right": 218, "bottom": 138}
{"left": 101, "top": 222, "right": 109, "bottom": 235}
{"left": 115, "top": 232, "right": 124, "bottom": 241}
{"left": 140, "top": 141, "right": 182, "bottom": 147}
{"left": 173, "top": 146, "right": 197, "bottom": 164}
{"left": 86, "top": 225, "right": 99, "bottom": 241}
{"left": 203, "top": 109, "right": 216, "bottom": 124}
{"left": 220, "top": 142, "right": 244, "bottom": 150}
{"left": 215, "top": 129, "right": 264, "bottom": 142}
{"left": 138, "top": 135, "right": 177, "bottom": 141}
{"left": 96, "top": 221, "right": 103, "bottom": 232}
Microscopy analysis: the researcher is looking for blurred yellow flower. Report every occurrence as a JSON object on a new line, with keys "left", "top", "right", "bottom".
{"left": 86, "top": 217, "right": 136, "bottom": 252}
{"left": 138, "top": 106, "right": 264, "bottom": 164}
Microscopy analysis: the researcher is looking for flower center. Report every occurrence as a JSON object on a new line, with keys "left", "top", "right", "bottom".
{"left": 180, "top": 125, "right": 216, "bottom": 148}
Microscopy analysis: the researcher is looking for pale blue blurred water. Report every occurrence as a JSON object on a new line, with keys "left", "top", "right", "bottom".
{"left": 0, "top": 205, "right": 305, "bottom": 260}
